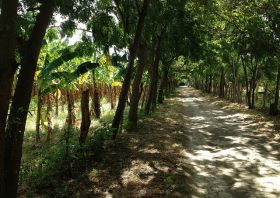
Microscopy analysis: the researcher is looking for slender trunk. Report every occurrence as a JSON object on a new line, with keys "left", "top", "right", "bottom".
{"left": 0, "top": 0, "right": 19, "bottom": 194}
{"left": 158, "top": 68, "right": 168, "bottom": 104}
{"left": 45, "top": 95, "right": 52, "bottom": 142}
{"left": 251, "top": 60, "right": 258, "bottom": 109}
{"left": 231, "top": 60, "right": 237, "bottom": 102}
{"left": 141, "top": 85, "right": 147, "bottom": 109}
{"left": 145, "top": 35, "right": 162, "bottom": 114}
{"left": 208, "top": 74, "right": 212, "bottom": 93}
{"left": 66, "top": 90, "right": 75, "bottom": 126}
{"left": 270, "top": 64, "right": 280, "bottom": 115}
{"left": 219, "top": 68, "right": 225, "bottom": 98}
{"left": 79, "top": 89, "right": 91, "bottom": 144}
{"left": 65, "top": 91, "right": 73, "bottom": 177}
{"left": 66, "top": 91, "right": 73, "bottom": 127}
{"left": 111, "top": 0, "right": 150, "bottom": 138}
{"left": 151, "top": 55, "right": 160, "bottom": 110}
{"left": 35, "top": 89, "right": 42, "bottom": 144}
{"left": 263, "top": 84, "right": 268, "bottom": 109}
{"left": 241, "top": 57, "right": 252, "bottom": 108}
{"left": 92, "top": 71, "right": 101, "bottom": 119}
{"left": 205, "top": 75, "right": 208, "bottom": 92}
{"left": 128, "top": 41, "right": 147, "bottom": 128}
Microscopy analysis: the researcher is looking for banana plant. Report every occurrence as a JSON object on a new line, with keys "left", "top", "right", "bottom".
{"left": 34, "top": 39, "right": 99, "bottom": 144}
{"left": 39, "top": 41, "right": 98, "bottom": 94}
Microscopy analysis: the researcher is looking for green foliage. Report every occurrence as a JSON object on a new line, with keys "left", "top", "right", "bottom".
{"left": 16, "top": 0, "right": 280, "bottom": 196}
{"left": 21, "top": 125, "right": 113, "bottom": 197}
{"left": 164, "top": 175, "right": 174, "bottom": 188}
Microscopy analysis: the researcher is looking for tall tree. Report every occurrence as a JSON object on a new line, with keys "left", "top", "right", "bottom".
{"left": 128, "top": 41, "right": 147, "bottom": 128}
{"left": 111, "top": 0, "right": 150, "bottom": 138}
{"left": 0, "top": 0, "right": 19, "bottom": 195}
{"left": 4, "top": 0, "right": 56, "bottom": 196}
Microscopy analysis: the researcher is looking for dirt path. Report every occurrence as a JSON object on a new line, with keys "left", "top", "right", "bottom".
{"left": 70, "top": 87, "right": 280, "bottom": 198}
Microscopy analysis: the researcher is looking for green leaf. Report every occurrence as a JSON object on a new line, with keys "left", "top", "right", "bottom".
{"left": 41, "top": 62, "right": 99, "bottom": 94}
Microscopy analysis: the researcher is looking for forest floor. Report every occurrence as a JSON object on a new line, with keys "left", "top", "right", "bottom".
{"left": 66, "top": 87, "right": 280, "bottom": 198}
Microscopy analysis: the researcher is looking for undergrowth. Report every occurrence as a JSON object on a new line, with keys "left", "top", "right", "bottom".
{"left": 20, "top": 125, "right": 113, "bottom": 197}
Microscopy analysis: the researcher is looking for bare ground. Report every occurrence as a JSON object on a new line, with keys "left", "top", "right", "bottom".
{"left": 67, "top": 87, "right": 280, "bottom": 198}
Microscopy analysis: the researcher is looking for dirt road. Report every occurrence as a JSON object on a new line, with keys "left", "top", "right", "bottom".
{"left": 72, "top": 87, "right": 280, "bottom": 198}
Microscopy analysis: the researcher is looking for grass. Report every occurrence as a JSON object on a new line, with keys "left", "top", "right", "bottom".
{"left": 20, "top": 95, "right": 173, "bottom": 197}
{"left": 20, "top": 99, "right": 116, "bottom": 197}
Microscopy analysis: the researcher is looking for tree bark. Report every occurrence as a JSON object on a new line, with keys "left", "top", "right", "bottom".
{"left": 219, "top": 67, "right": 225, "bottom": 98}
{"left": 141, "top": 85, "right": 147, "bottom": 109}
{"left": 128, "top": 41, "right": 147, "bottom": 128}
{"left": 4, "top": 1, "right": 55, "bottom": 196}
{"left": 0, "top": 0, "right": 19, "bottom": 194}
{"left": 145, "top": 35, "right": 162, "bottom": 114}
{"left": 158, "top": 67, "right": 169, "bottom": 104}
{"left": 79, "top": 89, "right": 91, "bottom": 144}
{"left": 92, "top": 71, "right": 101, "bottom": 119}
{"left": 111, "top": 0, "right": 150, "bottom": 138}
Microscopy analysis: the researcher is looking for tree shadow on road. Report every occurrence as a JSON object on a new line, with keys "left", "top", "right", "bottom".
{"left": 64, "top": 87, "right": 280, "bottom": 198}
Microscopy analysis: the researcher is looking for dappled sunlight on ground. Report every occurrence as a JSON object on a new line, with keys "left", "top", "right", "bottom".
{"left": 182, "top": 88, "right": 280, "bottom": 198}
{"left": 65, "top": 87, "right": 279, "bottom": 198}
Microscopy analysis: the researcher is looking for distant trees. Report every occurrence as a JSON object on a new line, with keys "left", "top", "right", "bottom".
{"left": 187, "top": 0, "right": 280, "bottom": 114}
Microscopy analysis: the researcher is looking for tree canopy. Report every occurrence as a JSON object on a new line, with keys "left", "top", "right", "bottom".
{"left": 0, "top": 0, "right": 280, "bottom": 196}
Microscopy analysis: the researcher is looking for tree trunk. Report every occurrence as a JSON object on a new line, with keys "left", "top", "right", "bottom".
{"left": 35, "top": 89, "right": 42, "bottom": 144}
{"left": 66, "top": 90, "right": 75, "bottom": 127}
{"left": 45, "top": 95, "right": 52, "bottom": 142}
{"left": 92, "top": 71, "right": 101, "bottom": 119}
{"left": 4, "top": 1, "right": 55, "bottom": 196}
{"left": 231, "top": 60, "right": 238, "bottom": 102}
{"left": 79, "top": 89, "right": 91, "bottom": 144}
{"left": 141, "top": 85, "right": 147, "bottom": 109}
{"left": 64, "top": 91, "right": 73, "bottom": 177}
{"left": 145, "top": 34, "right": 162, "bottom": 114}
{"left": 270, "top": 64, "right": 280, "bottom": 115}
{"left": 111, "top": 0, "right": 150, "bottom": 138}
{"left": 241, "top": 57, "right": 252, "bottom": 108}
{"left": 208, "top": 74, "right": 212, "bottom": 93}
{"left": 128, "top": 41, "right": 147, "bottom": 128}
{"left": 251, "top": 60, "right": 258, "bottom": 109}
{"left": 204, "top": 75, "right": 208, "bottom": 92}
{"left": 263, "top": 84, "right": 268, "bottom": 109}
{"left": 0, "top": 0, "right": 19, "bottom": 194}
{"left": 158, "top": 67, "right": 169, "bottom": 104}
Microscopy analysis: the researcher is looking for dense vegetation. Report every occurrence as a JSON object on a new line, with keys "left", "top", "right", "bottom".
{"left": 0, "top": 0, "right": 279, "bottom": 197}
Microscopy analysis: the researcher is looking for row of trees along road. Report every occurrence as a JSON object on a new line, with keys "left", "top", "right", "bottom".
{"left": 0, "top": 0, "right": 279, "bottom": 196}
{"left": 187, "top": 1, "right": 280, "bottom": 113}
